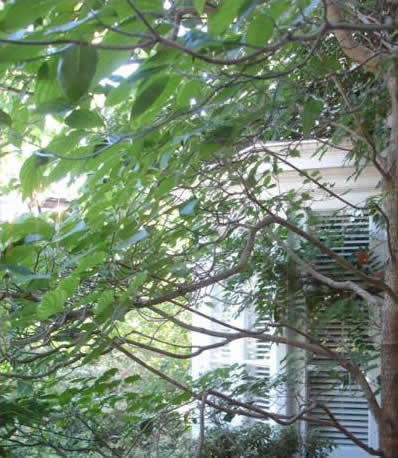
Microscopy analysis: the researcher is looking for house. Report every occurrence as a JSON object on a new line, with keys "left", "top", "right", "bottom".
{"left": 192, "top": 140, "right": 383, "bottom": 457}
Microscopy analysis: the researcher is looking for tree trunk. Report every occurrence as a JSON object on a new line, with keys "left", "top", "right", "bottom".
{"left": 380, "top": 70, "right": 398, "bottom": 457}
{"left": 381, "top": 305, "right": 398, "bottom": 457}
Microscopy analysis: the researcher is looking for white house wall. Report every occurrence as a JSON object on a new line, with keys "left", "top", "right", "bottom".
{"left": 191, "top": 141, "right": 382, "bottom": 456}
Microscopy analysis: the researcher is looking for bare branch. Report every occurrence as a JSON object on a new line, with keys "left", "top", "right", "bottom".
{"left": 149, "top": 305, "right": 346, "bottom": 359}
{"left": 120, "top": 335, "right": 235, "bottom": 359}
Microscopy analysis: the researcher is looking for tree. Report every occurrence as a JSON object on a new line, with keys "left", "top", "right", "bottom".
{"left": 0, "top": 0, "right": 397, "bottom": 455}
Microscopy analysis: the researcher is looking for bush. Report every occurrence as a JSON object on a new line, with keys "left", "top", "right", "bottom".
{"left": 200, "top": 423, "right": 334, "bottom": 458}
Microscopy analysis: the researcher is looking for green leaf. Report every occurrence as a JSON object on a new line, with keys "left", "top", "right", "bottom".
{"left": 0, "top": 0, "right": 55, "bottom": 31}
{"left": 35, "top": 61, "right": 69, "bottom": 113}
{"left": 179, "top": 199, "right": 198, "bottom": 216}
{"left": 53, "top": 220, "right": 87, "bottom": 243}
{"left": 57, "top": 45, "right": 98, "bottom": 103}
{"left": 154, "top": 176, "right": 175, "bottom": 198}
{"left": 0, "top": 109, "right": 12, "bottom": 127}
{"left": 106, "top": 65, "right": 166, "bottom": 106}
{"left": 81, "top": 342, "right": 108, "bottom": 365}
{"left": 76, "top": 251, "right": 107, "bottom": 273}
{"left": 16, "top": 273, "right": 51, "bottom": 284}
{"left": 44, "top": 9, "right": 98, "bottom": 35}
{"left": 131, "top": 77, "right": 169, "bottom": 121}
{"left": 177, "top": 80, "right": 202, "bottom": 108}
{"left": 194, "top": 0, "right": 206, "bottom": 15}
{"left": 127, "top": 272, "right": 148, "bottom": 295}
{"left": 93, "top": 32, "right": 138, "bottom": 86}
{"left": 125, "top": 375, "right": 141, "bottom": 384}
{"left": 97, "top": 368, "right": 118, "bottom": 382}
{"left": 302, "top": 98, "right": 323, "bottom": 136}
{"left": 65, "top": 109, "right": 104, "bottom": 129}
{"left": 160, "top": 152, "right": 171, "bottom": 170}
{"left": 207, "top": 125, "right": 235, "bottom": 144}
{"left": 269, "top": 1, "right": 290, "bottom": 23}
{"left": 19, "top": 155, "right": 45, "bottom": 199}
{"left": 106, "top": 80, "right": 136, "bottom": 106}
{"left": 171, "top": 392, "right": 192, "bottom": 405}
{"left": 0, "top": 42, "right": 43, "bottom": 64}
{"left": 58, "top": 276, "right": 80, "bottom": 297}
{"left": 116, "top": 229, "right": 149, "bottom": 250}
{"left": 37, "top": 288, "right": 67, "bottom": 320}
{"left": 246, "top": 14, "right": 274, "bottom": 47}
{"left": 183, "top": 29, "right": 223, "bottom": 50}
{"left": 1, "top": 217, "right": 53, "bottom": 245}
{"left": 95, "top": 290, "right": 114, "bottom": 317}
{"left": 37, "top": 275, "right": 79, "bottom": 319}
{"left": 208, "top": 0, "right": 241, "bottom": 37}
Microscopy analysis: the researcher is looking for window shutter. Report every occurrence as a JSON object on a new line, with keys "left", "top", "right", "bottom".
{"left": 312, "top": 212, "right": 371, "bottom": 280}
{"left": 245, "top": 317, "right": 272, "bottom": 411}
{"left": 308, "top": 212, "right": 372, "bottom": 447}
{"left": 209, "top": 302, "right": 234, "bottom": 369}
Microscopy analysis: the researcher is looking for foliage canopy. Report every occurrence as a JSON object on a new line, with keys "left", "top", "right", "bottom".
{"left": 0, "top": 0, "right": 397, "bottom": 456}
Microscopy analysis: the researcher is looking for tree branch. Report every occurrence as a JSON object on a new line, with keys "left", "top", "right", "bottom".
{"left": 112, "top": 341, "right": 381, "bottom": 453}
{"left": 133, "top": 216, "right": 274, "bottom": 307}
{"left": 273, "top": 232, "right": 384, "bottom": 307}
{"left": 324, "top": 0, "right": 380, "bottom": 74}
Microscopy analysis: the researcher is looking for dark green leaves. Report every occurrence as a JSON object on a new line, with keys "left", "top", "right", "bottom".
{"left": 302, "top": 98, "right": 323, "bottom": 136}
{"left": 76, "top": 251, "right": 107, "bottom": 273}
{"left": 53, "top": 220, "right": 87, "bottom": 243}
{"left": 0, "top": 0, "right": 383, "bottom": 454}
{"left": 37, "top": 276, "right": 80, "bottom": 319}
{"left": 57, "top": 45, "right": 98, "bottom": 103}
{"left": 0, "top": 109, "right": 12, "bottom": 127}
{"left": 130, "top": 77, "right": 169, "bottom": 121}
{"left": 65, "top": 109, "right": 104, "bottom": 129}
{"left": 0, "top": 0, "right": 55, "bottom": 32}
{"left": 177, "top": 80, "right": 202, "bottom": 107}
{"left": 0, "top": 217, "right": 53, "bottom": 245}
{"left": 208, "top": 0, "right": 241, "bottom": 37}
{"left": 194, "top": 0, "right": 206, "bottom": 15}
{"left": 246, "top": 14, "right": 274, "bottom": 47}
{"left": 95, "top": 290, "right": 114, "bottom": 317}
{"left": 35, "top": 61, "right": 69, "bottom": 113}
{"left": 37, "top": 288, "right": 67, "bottom": 320}
{"left": 207, "top": 125, "right": 235, "bottom": 144}
{"left": 106, "top": 65, "right": 167, "bottom": 106}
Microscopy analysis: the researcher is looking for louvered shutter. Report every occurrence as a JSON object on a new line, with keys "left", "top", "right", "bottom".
{"left": 307, "top": 212, "right": 373, "bottom": 451}
{"left": 207, "top": 303, "right": 273, "bottom": 411}
{"left": 245, "top": 317, "right": 272, "bottom": 411}
{"left": 308, "top": 326, "right": 370, "bottom": 446}
{"left": 312, "top": 212, "right": 371, "bottom": 280}
{"left": 208, "top": 301, "right": 234, "bottom": 369}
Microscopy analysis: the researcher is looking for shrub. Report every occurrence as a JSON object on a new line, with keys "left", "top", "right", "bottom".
{"left": 200, "top": 423, "right": 334, "bottom": 458}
